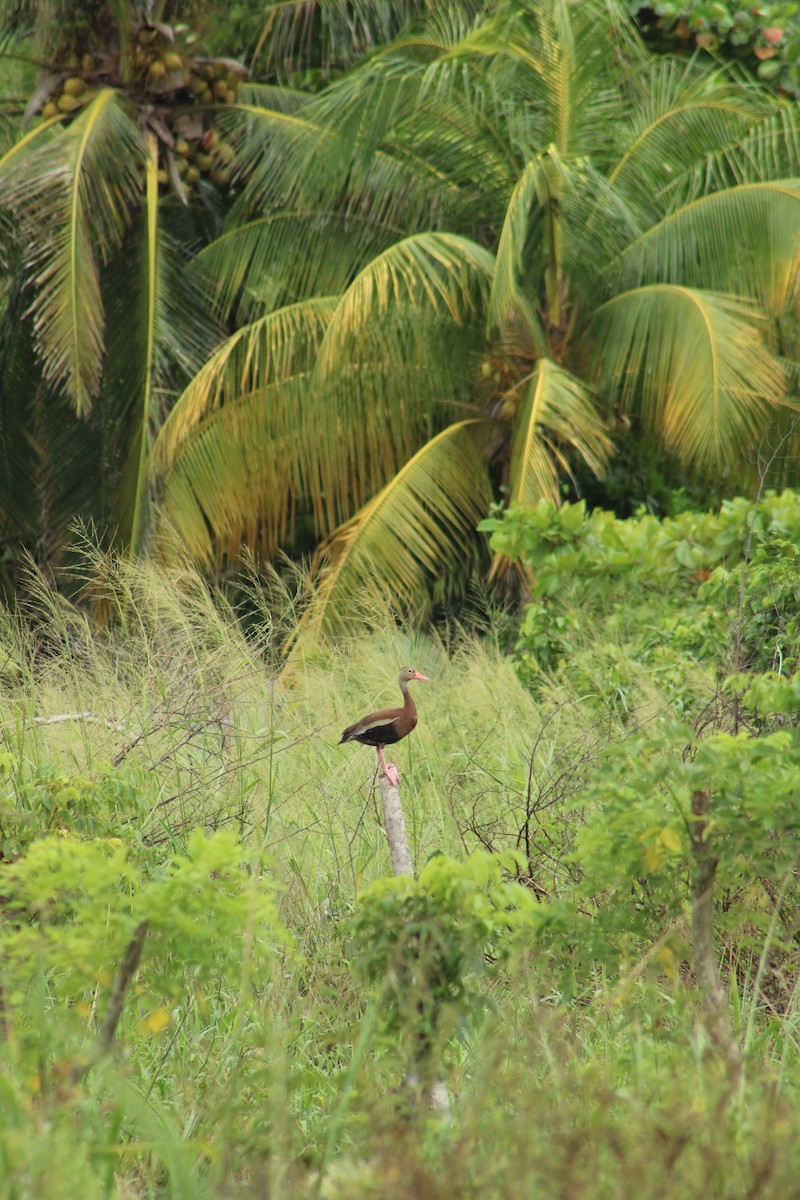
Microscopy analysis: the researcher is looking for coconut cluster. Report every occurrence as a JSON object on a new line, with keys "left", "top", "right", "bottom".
{"left": 33, "top": 20, "right": 246, "bottom": 200}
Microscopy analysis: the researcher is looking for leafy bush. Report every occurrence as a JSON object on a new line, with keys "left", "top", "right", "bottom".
{"left": 350, "top": 852, "right": 535, "bottom": 1071}
{"left": 481, "top": 489, "right": 800, "bottom": 685}
{"left": 632, "top": 0, "right": 800, "bottom": 93}
{"left": 1, "top": 828, "right": 288, "bottom": 1074}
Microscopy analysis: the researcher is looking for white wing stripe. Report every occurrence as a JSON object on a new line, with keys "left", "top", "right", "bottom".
{"left": 357, "top": 718, "right": 396, "bottom": 733}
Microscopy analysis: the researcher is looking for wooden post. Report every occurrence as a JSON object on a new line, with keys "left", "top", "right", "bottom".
{"left": 378, "top": 775, "right": 414, "bottom": 876}
{"left": 377, "top": 775, "right": 450, "bottom": 1113}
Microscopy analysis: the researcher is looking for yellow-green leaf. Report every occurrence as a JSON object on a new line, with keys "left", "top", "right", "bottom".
{"left": 138, "top": 1007, "right": 171, "bottom": 1035}
{"left": 659, "top": 827, "right": 682, "bottom": 853}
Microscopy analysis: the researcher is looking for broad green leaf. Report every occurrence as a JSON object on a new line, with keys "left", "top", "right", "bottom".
{"left": 0, "top": 89, "right": 145, "bottom": 414}
{"left": 508, "top": 358, "right": 610, "bottom": 508}
{"left": 296, "top": 419, "right": 494, "bottom": 644}
{"left": 591, "top": 286, "right": 785, "bottom": 467}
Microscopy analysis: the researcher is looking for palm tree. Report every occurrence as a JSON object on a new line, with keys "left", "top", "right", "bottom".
{"left": 0, "top": 0, "right": 249, "bottom": 583}
{"left": 154, "top": 0, "right": 800, "bottom": 637}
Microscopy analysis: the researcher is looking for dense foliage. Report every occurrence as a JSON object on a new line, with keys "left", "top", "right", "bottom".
{"left": 156, "top": 0, "right": 800, "bottom": 633}
{"left": 2, "top": 5, "right": 800, "bottom": 1195}
{"left": 1, "top": 0, "right": 800, "bottom": 630}
{"left": 633, "top": 0, "right": 800, "bottom": 93}
{"left": 0, "top": 489, "right": 799, "bottom": 1194}
{"left": 0, "top": 0, "right": 246, "bottom": 581}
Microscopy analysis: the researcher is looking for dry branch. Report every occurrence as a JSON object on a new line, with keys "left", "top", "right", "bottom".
{"left": 70, "top": 919, "right": 150, "bottom": 1083}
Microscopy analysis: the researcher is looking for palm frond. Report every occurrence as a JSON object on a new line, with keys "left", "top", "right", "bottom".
{"left": 607, "top": 59, "right": 766, "bottom": 216}
{"left": 210, "top": 90, "right": 481, "bottom": 305}
{"left": 0, "top": 298, "right": 103, "bottom": 572}
{"left": 611, "top": 180, "right": 800, "bottom": 317}
{"left": 153, "top": 296, "right": 338, "bottom": 470}
{"left": 0, "top": 111, "right": 59, "bottom": 175}
{"left": 509, "top": 358, "right": 610, "bottom": 507}
{"left": 483, "top": 0, "right": 638, "bottom": 161}
{"left": 309, "top": 309, "right": 486, "bottom": 530}
{"left": 303, "top": 233, "right": 493, "bottom": 523}
{"left": 0, "top": 88, "right": 145, "bottom": 413}
{"left": 666, "top": 100, "right": 800, "bottom": 201}
{"left": 237, "top": 83, "right": 311, "bottom": 113}
{"left": 297, "top": 418, "right": 494, "bottom": 642}
{"left": 156, "top": 377, "right": 312, "bottom": 567}
{"left": 197, "top": 211, "right": 397, "bottom": 320}
{"left": 251, "top": 0, "right": 450, "bottom": 76}
{"left": 116, "top": 137, "right": 158, "bottom": 556}
{"left": 486, "top": 155, "right": 551, "bottom": 354}
{"left": 314, "top": 231, "right": 494, "bottom": 377}
{"left": 591, "top": 285, "right": 786, "bottom": 467}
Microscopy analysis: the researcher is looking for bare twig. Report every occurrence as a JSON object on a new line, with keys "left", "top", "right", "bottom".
{"left": 32, "top": 711, "right": 126, "bottom": 730}
{"left": 69, "top": 920, "right": 149, "bottom": 1084}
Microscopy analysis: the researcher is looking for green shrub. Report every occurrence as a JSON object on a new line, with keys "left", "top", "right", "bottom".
{"left": 632, "top": 0, "right": 800, "bottom": 94}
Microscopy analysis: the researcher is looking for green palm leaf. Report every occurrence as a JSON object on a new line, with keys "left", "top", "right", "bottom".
{"left": 509, "top": 358, "right": 610, "bottom": 507}
{"left": 0, "top": 88, "right": 144, "bottom": 413}
{"left": 297, "top": 418, "right": 494, "bottom": 643}
{"left": 253, "top": 0, "right": 442, "bottom": 76}
{"left": 0, "top": 111, "right": 60, "bottom": 171}
{"left": 479, "top": 0, "right": 640, "bottom": 161}
{"left": 156, "top": 378, "right": 312, "bottom": 566}
{"left": 197, "top": 211, "right": 396, "bottom": 320}
{"left": 0, "top": 301, "right": 104, "bottom": 574}
{"left": 612, "top": 181, "right": 800, "bottom": 317}
{"left": 117, "top": 136, "right": 158, "bottom": 555}
{"left": 487, "top": 155, "right": 551, "bottom": 354}
{"left": 154, "top": 298, "right": 339, "bottom": 559}
{"left": 153, "top": 296, "right": 338, "bottom": 470}
{"left": 591, "top": 285, "right": 785, "bottom": 466}
{"left": 314, "top": 231, "right": 494, "bottom": 377}
{"left": 607, "top": 59, "right": 765, "bottom": 214}
{"left": 304, "top": 233, "right": 493, "bottom": 520}
{"left": 708, "top": 103, "right": 800, "bottom": 188}
{"left": 207, "top": 96, "right": 475, "bottom": 317}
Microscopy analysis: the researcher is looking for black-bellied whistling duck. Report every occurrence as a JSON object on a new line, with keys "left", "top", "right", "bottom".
{"left": 339, "top": 666, "right": 428, "bottom": 786}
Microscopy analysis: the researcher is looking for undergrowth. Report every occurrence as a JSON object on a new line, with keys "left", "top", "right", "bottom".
{"left": 2, "top": 502, "right": 800, "bottom": 1198}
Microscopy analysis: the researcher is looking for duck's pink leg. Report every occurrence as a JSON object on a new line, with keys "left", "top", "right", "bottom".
{"left": 376, "top": 746, "right": 400, "bottom": 788}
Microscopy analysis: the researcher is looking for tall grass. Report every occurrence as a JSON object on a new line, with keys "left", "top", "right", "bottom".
{"left": 1, "top": 552, "right": 799, "bottom": 1199}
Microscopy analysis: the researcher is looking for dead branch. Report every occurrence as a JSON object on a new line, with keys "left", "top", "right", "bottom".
{"left": 69, "top": 919, "right": 149, "bottom": 1084}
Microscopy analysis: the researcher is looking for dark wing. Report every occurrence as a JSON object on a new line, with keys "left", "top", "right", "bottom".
{"left": 339, "top": 706, "right": 403, "bottom": 746}
{"left": 348, "top": 719, "right": 403, "bottom": 747}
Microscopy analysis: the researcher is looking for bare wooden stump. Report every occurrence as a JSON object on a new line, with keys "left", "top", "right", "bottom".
{"left": 690, "top": 790, "right": 741, "bottom": 1070}
{"left": 377, "top": 774, "right": 451, "bottom": 1113}
{"left": 378, "top": 774, "right": 414, "bottom": 876}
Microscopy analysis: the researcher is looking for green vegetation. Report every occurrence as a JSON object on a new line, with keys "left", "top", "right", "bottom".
{"left": 158, "top": 0, "right": 800, "bottom": 631}
{"left": 2, "top": 0, "right": 800, "bottom": 625}
{"left": 0, "top": 490, "right": 800, "bottom": 1196}
{"left": 2, "top": 2, "right": 800, "bottom": 1196}
{"left": 0, "top": 1, "right": 245, "bottom": 581}
{"left": 632, "top": 0, "right": 800, "bottom": 93}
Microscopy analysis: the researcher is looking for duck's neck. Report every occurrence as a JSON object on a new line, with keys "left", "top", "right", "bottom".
{"left": 399, "top": 680, "right": 416, "bottom": 716}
